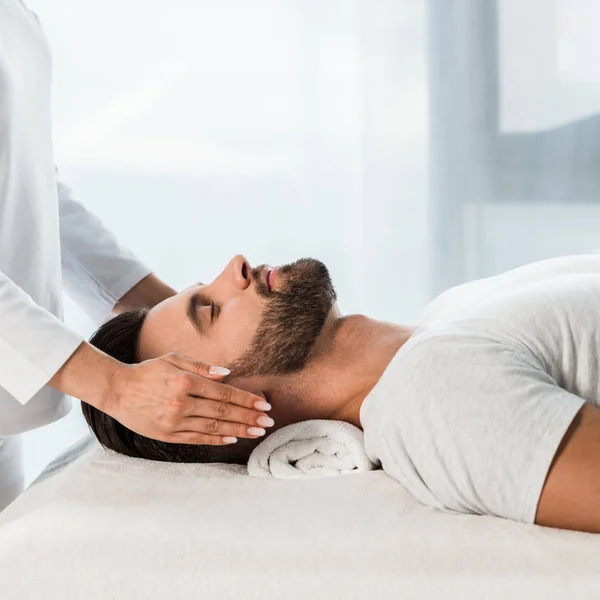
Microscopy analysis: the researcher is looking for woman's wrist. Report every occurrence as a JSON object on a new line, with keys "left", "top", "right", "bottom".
{"left": 47, "top": 341, "right": 125, "bottom": 413}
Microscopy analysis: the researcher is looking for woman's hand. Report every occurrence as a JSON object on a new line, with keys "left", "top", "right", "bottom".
{"left": 49, "top": 343, "right": 273, "bottom": 445}
{"left": 104, "top": 353, "right": 274, "bottom": 445}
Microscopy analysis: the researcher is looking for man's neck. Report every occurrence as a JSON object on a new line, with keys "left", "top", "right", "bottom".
{"left": 269, "top": 315, "right": 415, "bottom": 429}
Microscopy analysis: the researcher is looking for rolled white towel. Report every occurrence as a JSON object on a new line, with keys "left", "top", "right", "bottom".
{"left": 247, "top": 420, "right": 376, "bottom": 479}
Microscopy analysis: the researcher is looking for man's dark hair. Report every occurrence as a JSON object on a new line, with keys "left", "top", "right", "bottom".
{"left": 81, "top": 310, "right": 258, "bottom": 464}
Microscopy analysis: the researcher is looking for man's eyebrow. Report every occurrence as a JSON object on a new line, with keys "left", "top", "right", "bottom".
{"left": 186, "top": 288, "right": 208, "bottom": 334}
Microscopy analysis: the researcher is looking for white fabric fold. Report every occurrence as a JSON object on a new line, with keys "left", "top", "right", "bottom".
{"left": 247, "top": 420, "right": 376, "bottom": 478}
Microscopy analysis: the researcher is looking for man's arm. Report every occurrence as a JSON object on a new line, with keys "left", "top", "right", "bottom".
{"left": 535, "top": 403, "right": 600, "bottom": 533}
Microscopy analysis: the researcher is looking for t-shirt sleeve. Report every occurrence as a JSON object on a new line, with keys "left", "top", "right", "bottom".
{"left": 384, "top": 334, "right": 586, "bottom": 524}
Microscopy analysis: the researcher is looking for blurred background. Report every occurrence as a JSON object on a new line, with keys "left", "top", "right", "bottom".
{"left": 22, "top": 0, "right": 600, "bottom": 483}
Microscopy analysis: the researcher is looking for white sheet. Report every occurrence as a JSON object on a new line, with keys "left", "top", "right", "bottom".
{"left": 0, "top": 441, "right": 599, "bottom": 599}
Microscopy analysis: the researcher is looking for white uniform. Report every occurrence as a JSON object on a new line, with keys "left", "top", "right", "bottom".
{"left": 360, "top": 255, "right": 600, "bottom": 524}
{"left": 0, "top": 0, "right": 150, "bottom": 508}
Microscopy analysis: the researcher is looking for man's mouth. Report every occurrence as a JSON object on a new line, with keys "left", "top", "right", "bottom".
{"left": 264, "top": 267, "right": 278, "bottom": 292}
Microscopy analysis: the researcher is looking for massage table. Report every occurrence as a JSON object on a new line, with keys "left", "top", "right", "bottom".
{"left": 0, "top": 435, "right": 599, "bottom": 599}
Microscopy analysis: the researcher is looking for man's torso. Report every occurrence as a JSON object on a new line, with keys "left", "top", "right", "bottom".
{"left": 360, "top": 255, "right": 599, "bottom": 521}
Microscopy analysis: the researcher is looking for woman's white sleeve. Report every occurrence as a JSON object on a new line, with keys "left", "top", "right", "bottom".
{"left": 58, "top": 179, "right": 152, "bottom": 323}
{"left": 0, "top": 271, "right": 82, "bottom": 404}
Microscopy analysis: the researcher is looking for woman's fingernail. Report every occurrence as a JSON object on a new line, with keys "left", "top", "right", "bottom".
{"left": 257, "top": 416, "right": 275, "bottom": 428}
{"left": 254, "top": 400, "right": 272, "bottom": 411}
{"left": 247, "top": 427, "right": 266, "bottom": 437}
{"left": 209, "top": 366, "right": 230, "bottom": 376}
{"left": 223, "top": 437, "right": 237, "bottom": 444}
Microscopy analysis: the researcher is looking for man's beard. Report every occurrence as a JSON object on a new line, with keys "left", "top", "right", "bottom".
{"left": 227, "top": 258, "right": 337, "bottom": 377}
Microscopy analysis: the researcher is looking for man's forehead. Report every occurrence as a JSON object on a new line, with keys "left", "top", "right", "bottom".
{"left": 183, "top": 281, "right": 205, "bottom": 292}
{"left": 138, "top": 294, "right": 195, "bottom": 361}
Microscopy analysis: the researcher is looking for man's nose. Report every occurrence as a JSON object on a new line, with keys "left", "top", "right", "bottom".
{"left": 228, "top": 254, "right": 252, "bottom": 290}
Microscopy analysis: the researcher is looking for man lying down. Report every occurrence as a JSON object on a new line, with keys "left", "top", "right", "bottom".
{"left": 82, "top": 253, "right": 600, "bottom": 534}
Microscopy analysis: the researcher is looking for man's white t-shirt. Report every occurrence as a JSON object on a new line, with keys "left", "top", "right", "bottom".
{"left": 360, "top": 255, "right": 600, "bottom": 524}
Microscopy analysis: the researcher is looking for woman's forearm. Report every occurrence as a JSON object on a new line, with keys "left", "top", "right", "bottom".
{"left": 113, "top": 273, "right": 177, "bottom": 314}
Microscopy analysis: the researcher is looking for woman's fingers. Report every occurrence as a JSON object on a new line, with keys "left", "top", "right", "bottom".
{"left": 175, "top": 416, "right": 268, "bottom": 441}
{"left": 110, "top": 354, "right": 274, "bottom": 445}
{"left": 162, "top": 353, "right": 231, "bottom": 380}
{"left": 176, "top": 373, "right": 271, "bottom": 414}
{"left": 184, "top": 398, "right": 274, "bottom": 429}
{"left": 162, "top": 354, "right": 270, "bottom": 412}
{"left": 169, "top": 432, "right": 240, "bottom": 446}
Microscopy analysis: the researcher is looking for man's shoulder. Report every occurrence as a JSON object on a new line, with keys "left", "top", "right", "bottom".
{"left": 360, "top": 325, "right": 543, "bottom": 431}
{"left": 419, "top": 254, "right": 600, "bottom": 328}
{"left": 393, "top": 325, "right": 540, "bottom": 388}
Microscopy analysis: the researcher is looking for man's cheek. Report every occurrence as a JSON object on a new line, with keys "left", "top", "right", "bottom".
{"left": 224, "top": 322, "right": 258, "bottom": 356}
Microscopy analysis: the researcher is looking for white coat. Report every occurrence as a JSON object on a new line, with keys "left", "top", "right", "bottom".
{"left": 0, "top": 0, "right": 150, "bottom": 436}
